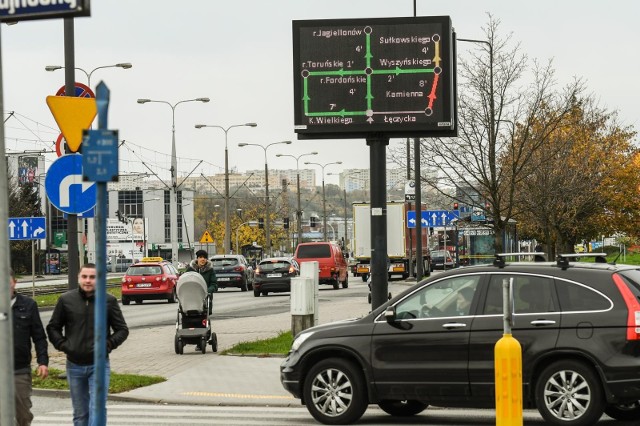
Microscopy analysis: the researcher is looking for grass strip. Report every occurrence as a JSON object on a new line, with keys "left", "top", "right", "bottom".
{"left": 220, "top": 330, "right": 293, "bottom": 356}
{"left": 32, "top": 367, "right": 166, "bottom": 393}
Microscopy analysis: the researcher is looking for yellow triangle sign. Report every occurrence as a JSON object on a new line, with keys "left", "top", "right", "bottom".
{"left": 200, "top": 230, "right": 214, "bottom": 243}
{"left": 46, "top": 96, "right": 97, "bottom": 152}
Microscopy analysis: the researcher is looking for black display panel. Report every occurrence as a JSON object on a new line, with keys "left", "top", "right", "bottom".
{"left": 293, "top": 16, "right": 457, "bottom": 139}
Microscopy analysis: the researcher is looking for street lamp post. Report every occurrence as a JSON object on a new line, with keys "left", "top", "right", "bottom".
{"left": 137, "top": 97, "right": 210, "bottom": 263}
{"left": 276, "top": 151, "right": 317, "bottom": 249}
{"left": 194, "top": 122, "right": 257, "bottom": 254}
{"left": 45, "top": 62, "right": 132, "bottom": 88}
{"left": 238, "top": 141, "right": 292, "bottom": 256}
{"left": 304, "top": 161, "right": 342, "bottom": 241}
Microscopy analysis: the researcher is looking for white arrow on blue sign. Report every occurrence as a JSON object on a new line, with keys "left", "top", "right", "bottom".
{"left": 407, "top": 210, "right": 459, "bottom": 228}
{"left": 8, "top": 217, "right": 46, "bottom": 240}
{"left": 45, "top": 154, "right": 96, "bottom": 214}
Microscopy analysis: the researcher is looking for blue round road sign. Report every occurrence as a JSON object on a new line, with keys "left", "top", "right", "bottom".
{"left": 45, "top": 154, "right": 96, "bottom": 214}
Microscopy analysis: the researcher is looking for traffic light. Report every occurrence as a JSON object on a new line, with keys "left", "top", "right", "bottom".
{"left": 116, "top": 210, "right": 128, "bottom": 224}
{"left": 258, "top": 217, "right": 264, "bottom": 229}
{"left": 453, "top": 202, "right": 459, "bottom": 210}
{"left": 283, "top": 217, "right": 289, "bottom": 229}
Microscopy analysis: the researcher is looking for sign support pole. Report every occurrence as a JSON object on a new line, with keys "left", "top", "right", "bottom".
{"left": 367, "top": 135, "right": 389, "bottom": 310}
{"left": 90, "top": 81, "right": 113, "bottom": 426}
{"left": 64, "top": 17, "right": 80, "bottom": 289}
{"left": 0, "top": 23, "right": 17, "bottom": 426}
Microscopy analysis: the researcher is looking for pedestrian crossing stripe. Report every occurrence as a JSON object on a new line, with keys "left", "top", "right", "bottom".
{"left": 199, "top": 230, "right": 214, "bottom": 243}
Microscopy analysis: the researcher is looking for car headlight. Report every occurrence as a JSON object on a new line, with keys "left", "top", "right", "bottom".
{"left": 291, "top": 331, "right": 314, "bottom": 352}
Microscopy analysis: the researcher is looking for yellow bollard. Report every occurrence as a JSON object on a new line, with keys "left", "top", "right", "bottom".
{"left": 495, "top": 333, "right": 523, "bottom": 426}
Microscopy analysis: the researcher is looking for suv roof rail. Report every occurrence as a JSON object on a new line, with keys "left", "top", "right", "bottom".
{"left": 556, "top": 252, "right": 608, "bottom": 268}
{"left": 494, "top": 252, "right": 546, "bottom": 267}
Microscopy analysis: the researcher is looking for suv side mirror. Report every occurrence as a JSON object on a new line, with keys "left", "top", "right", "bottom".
{"left": 384, "top": 306, "right": 397, "bottom": 323}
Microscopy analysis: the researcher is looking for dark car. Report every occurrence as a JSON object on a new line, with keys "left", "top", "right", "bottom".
{"left": 253, "top": 257, "right": 300, "bottom": 297}
{"left": 280, "top": 253, "right": 640, "bottom": 425}
{"left": 121, "top": 257, "right": 179, "bottom": 305}
{"left": 210, "top": 254, "right": 253, "bottom": 292}
{"left": 430, "top": 249, "right": 455, "bottom": 270}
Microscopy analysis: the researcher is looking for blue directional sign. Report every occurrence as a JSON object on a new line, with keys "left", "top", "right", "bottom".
{"left": 45, "top": 154, "right": 96, "bottom": 214}
{"left": 407, "top": 210, "right": 459, "bottom": 228}
{"left": 82, "top": 129, "right": 119, "bottom": 182}
{"left": 0, "top": 0, "right": 90, "bottom": 22}
{"left": 8, "top": 217, "right": 46, "bottom": 240}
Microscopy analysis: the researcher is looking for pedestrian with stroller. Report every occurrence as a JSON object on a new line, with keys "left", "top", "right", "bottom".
{"left": 46, "top": 263, "right": 129, "bottom": 426}
{"left": 8, "top": 268, "right": 49, "bottom": 426}
{"left": 185, "top": 250, "right": 218, "bottom": 314}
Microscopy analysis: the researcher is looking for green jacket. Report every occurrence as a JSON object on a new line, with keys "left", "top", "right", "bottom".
{"left": 186, "top": 259, "right": 218, "bottom": 293}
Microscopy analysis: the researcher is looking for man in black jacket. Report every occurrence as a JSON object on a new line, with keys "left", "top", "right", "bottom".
{"left": 10, "top": 268, "right": 49, "bottom": 426}
{"left": 47, "top": 263, "right": 129, "bottom": 426}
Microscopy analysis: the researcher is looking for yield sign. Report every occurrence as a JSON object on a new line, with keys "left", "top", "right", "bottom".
{"left": 46, "top": 96, "right": 97, "bottom": 152}
{"left": 200, "top": 230, "right": 214, "bottom": 243}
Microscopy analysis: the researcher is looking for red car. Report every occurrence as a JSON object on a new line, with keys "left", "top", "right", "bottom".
{"left": 121, "top": 257, "right": 179, "bottom": 305}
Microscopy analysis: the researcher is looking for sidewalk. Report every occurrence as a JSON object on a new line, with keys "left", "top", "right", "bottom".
{"left": 40, "top": 281, "right": 406, "bottom": 407}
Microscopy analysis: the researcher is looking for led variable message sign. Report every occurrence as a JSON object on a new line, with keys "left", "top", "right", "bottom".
{"left": 293, "top": 16, "right": 456, "bottom": 139}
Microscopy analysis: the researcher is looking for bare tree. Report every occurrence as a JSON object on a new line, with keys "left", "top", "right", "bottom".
{"left": 395, "top": 16, "right": 584, "bottom": 252}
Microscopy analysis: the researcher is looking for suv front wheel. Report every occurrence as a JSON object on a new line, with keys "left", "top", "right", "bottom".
{"left": 535, "top": 360, "right": 605, "bottom": 426}
{"left": 303, "top": 358, "right": 367, "bottom": 425}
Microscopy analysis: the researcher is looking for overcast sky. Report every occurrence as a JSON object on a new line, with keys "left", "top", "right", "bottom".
{"left": 2, "top": 0, "right": 638, "bottom": 186}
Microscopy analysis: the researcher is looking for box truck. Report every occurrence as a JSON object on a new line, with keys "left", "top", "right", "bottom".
{"left": 352, "top": 201, "right": 431, "bottom": 281}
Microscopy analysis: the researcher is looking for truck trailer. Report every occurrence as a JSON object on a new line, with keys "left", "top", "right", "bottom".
{"left": 352, "top": 201, "right": 431, "bottom": 281}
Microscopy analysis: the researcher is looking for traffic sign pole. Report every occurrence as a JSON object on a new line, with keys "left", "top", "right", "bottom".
{"left": 86, "top": 81, "right": 115, "bottom": 426}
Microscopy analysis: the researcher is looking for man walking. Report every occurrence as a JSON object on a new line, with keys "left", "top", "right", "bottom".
{"left": 47, "top": 263, "right": 129, "bottom": 426}
{"left": 9, "top": 269, "right": 49, "bottom": 426}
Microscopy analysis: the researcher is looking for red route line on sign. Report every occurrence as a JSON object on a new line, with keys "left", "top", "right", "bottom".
{"left": 427, "top": 73, "right": 440, "bottom": 110}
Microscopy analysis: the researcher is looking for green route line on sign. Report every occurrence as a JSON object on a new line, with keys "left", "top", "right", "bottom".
{"left": 306, "top": 110, "right": 368, "bottom": 117}
{"left": 307, "top": 69, "right": 367, "bottom": 77}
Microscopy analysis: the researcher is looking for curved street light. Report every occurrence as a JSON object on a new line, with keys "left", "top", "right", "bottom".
{"left": 276, "top": 151, "right": 317, "bottom": 249}
{"left": 195, "top": 122, "right": 257, "bottom": 254}
{"left": 304, "top": 161, "right": 342, "bottom": 241}
{"left": 238, "top": 140, "right": 292, "bottom": 256}
{"left": 45, "top": 63, "right": 132, "bottom": 87}
{"left": 137, "top": 97, "right": 210, "bottom": 262}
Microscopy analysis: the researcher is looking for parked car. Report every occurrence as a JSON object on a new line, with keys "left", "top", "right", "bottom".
{"left": 113, "top": 257, "right": 134, "bottom": 273}
{"left": 430, "top": 249, "right": 455, "bottom": 270}
{"left": 281, "top": 253, "right": 640, "bottom": 425}
{"left": 121, "top": 257, "right": 179, "bottom": 305}
{"left": 210, "top": 254, "right": 253, "bottom": 291}
{"left": 294, "top": 242, "right": 348, "bottom": 289}
{"left": 253, "top": 257, "right": 300, "bottom": 297}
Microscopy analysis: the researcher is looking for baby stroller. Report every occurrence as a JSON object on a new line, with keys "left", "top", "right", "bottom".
{"left": 174, "top": 272, "right": 218, "bottom": 354}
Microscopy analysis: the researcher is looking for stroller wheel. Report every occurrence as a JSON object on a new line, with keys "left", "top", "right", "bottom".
{"left": 174, "top": 335, "right": 184, "bottom": 355}
{"left": 200, "top": 337, "right": 207, "bottom": 354}
{"left": 210, "top": 332, "right": 218, "bottom": 352}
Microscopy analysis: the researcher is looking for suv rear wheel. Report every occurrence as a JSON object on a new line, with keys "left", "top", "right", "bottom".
{"left": 303, "top": 358, "right": 367, "bottom": 425}
{"left": 535, "top": 360, "right": 605, "bottom": 426}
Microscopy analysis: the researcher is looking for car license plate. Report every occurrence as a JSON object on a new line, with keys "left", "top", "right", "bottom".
{"left": 218, "top": 277, "right": 230, "bottom": 281}
{"left": 136, "top": 283, "right": 152, "bottom": 288}
{"left": 267, "top": 273, "right": 282, "bottom": 278}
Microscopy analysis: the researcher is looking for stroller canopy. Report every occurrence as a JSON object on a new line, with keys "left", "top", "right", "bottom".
{"left": 177, "top": 272, "right": 207, "bottom": 314}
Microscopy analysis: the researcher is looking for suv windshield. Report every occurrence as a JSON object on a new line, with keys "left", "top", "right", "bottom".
{"left": 297, "top": 245, "right": 331, "bottom": 258}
